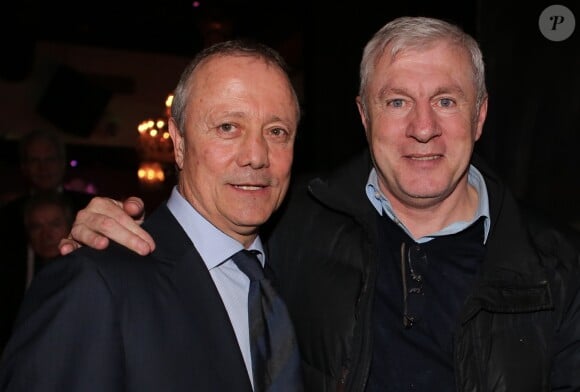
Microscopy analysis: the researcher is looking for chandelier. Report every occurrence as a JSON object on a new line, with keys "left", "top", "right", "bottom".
{"left": 136, "top": 94, "right": 174, "bottom": 185}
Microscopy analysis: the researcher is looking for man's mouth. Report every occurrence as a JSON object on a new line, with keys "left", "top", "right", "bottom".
{"left": 407, "top": 154, "right": 442, "bottom": 161}
{"left": 234, "top": 185, "right": 264, "bottom": 190}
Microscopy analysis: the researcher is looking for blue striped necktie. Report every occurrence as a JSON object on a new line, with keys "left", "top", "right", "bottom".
{"left": 231, "top": 249, "right": 303, "bottom": 392}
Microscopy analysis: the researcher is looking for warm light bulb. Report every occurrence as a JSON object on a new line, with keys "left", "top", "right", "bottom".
{"left": 165, "top": 94, "right": 174, "bottom": 108}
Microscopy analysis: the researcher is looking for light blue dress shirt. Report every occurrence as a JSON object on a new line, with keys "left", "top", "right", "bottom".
{"left": 166, "top": 186, "right": 263, "bottom": 388}
{"left": 365, "top": 165, "right": 491, "bottom": 243}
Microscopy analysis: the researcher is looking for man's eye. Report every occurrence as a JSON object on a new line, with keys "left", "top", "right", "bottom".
{"left": 439, "top": 98, "right": 454, "bottom": 107}
{"left": 388, "top": 99, "right": 405, "bottom": 108}
{"left": 218, "top": 123, "right": 234, "bottom": 132}
{"left": 270, "top": 128, "right": 287, "bottom": 137}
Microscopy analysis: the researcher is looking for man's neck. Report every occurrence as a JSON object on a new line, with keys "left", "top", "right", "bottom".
{"left": 388, "top": 182, "right": 479, "bottom": 239}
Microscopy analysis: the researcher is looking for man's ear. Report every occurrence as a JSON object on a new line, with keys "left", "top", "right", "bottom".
{"left": 168, "top": 118, "right": 184, "bottom": 169}
{"left": 474, "top": 95, "right": 488, "bottom": 141}
{"left": 356, "top": 96, "right": 370, "bottom": 139}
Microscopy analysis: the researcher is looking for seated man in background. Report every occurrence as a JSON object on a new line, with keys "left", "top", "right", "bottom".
{"left": 23, "top": 193, "right": 74, "bottom": 286}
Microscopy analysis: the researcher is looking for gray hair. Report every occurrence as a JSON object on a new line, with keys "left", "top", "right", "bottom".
{"left": 171, "top": 39, "right": 301, "bottom": 135}
{"left": 359, "top": 16, "right": 487, "bottom": 116}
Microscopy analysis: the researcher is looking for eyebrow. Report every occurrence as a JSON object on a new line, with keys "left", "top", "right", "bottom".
{"left": 378, "top": 85, "right": 467, "bottom": 100}
{"left": 216, "top": 110, "right": 295, "bottom": 128}
{"left": 219, "top": 110, "right": 246, "bottom": 119}
{"left": 431, "top": 86, "right": 467, "bottom": 99}
{"left": 378, "top": 86, "right": 408, "bottom": 100}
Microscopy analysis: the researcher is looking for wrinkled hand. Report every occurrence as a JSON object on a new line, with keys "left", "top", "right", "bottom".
{"left": 59, "top": 196, "right": 155, "bottom": 256}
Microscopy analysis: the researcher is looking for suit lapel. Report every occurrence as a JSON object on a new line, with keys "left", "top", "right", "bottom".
{"left": 143, "top": 204, "right": 251, "bottom": 388}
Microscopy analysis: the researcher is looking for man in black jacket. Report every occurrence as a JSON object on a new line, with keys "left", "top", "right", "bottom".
{"left": 57, "top": 17, "right": 580, "bottom": 391}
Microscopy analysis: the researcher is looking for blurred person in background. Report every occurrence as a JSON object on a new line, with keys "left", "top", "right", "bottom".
{"left": 22, "top": 193, "right": 74, "bottom": 284}
{"left": 0, "top": 129, "right": 93, "bottom": 356}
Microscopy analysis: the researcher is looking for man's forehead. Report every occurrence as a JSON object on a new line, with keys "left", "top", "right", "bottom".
{"left": 383, "top": 39, "right": 466, "bottom": 60}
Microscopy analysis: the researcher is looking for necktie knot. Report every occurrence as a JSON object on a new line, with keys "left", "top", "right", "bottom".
{"left": 231, "top": 249, "right": 264, "bottom": 282}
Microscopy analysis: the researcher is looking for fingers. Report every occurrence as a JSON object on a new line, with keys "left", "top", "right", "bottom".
{"left": 123, "top": 196, "right": 147, "bottom": 223}
{"left": 58, "top": 229, "right": 111, "bottom": 255}
{"left": 62, "top": 196, "right": 155, "bottom": 256}
{"left": 58, "top": 236, "right": 86, "bottom": 256}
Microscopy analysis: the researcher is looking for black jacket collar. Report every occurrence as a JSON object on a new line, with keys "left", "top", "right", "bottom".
{"left": 306, "top": 149, "right": 551, "bottom": 318}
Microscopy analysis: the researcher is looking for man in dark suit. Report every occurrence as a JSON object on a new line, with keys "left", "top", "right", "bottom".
{"left": 0, "top": 40, "right": 302, "bottom": 391}
{"left": 0, "top": 129, "right": 93, "bottom": 356}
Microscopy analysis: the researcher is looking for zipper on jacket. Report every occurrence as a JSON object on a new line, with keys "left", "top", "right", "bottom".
{"left": 348, "top": 233, "right": 376, "bottom": 392}
{"left": 337, "top": 366, "right": 349, "bottom": 392}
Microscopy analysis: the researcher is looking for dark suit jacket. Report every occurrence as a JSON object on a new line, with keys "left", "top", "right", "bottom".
{"left": 0, "top": 203, "right": 253, "bottom": 391}
{"left": 0, "top": 190, "right": 94, "bottom": 355}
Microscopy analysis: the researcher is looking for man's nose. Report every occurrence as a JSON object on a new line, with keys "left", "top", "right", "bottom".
{"left": 237, "top": 132, "right": 269, "bottom": 169}
{"left": 406, "top": 102, "right": 441, "bottom": 142}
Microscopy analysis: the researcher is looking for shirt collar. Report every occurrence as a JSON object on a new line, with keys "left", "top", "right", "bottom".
{"left": 365, "top": 165, "right": 491, "bottom": 243}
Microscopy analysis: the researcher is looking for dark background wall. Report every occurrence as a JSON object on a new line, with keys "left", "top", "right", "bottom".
{"left": 1, "top": 0, "right": 578, "bottom": 230}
